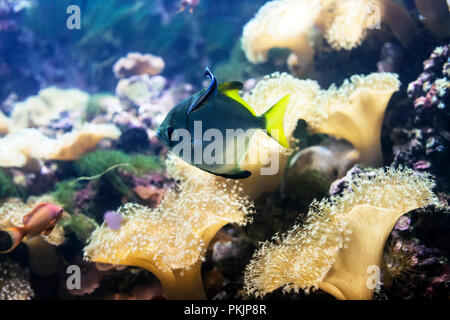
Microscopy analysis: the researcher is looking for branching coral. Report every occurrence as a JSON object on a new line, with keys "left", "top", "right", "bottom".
{"left": 0, "top": 257, "right": 34, "bottom": 300}
{"left": 84, "top": 163, "right": 254, "bottom": 299}
{"left": 0, "top": 124, "right": 120, "bottom": 170}
{"left": 241, "top": 0, "right": 417, "bottom": 74}
{"left": 244, "top": 167, "right": 437, "bottom": 300}
{"left": 246, "top": 72, "right": 400, "bottom": 167}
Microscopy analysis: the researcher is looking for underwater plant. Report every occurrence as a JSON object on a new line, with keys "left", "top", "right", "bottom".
{"left": 244, "top": 167, "right": 438, "bottom": 300}
{"left": 74, "top": 150, "right": 162, "bottom": 187}
{"left": 246, "top": 72, "right": 400, "bottom": 167}
{"left": 241, "top": 0, "right": 418, "bottom": 75}
{"left": 84, "top": 159, "right": 254, "bottom": 299}
{"left": 53, "top": 150, "right": 164, "bottom": 221}
{"left": 0, "top": 169, "right": 24, "bottom": 199}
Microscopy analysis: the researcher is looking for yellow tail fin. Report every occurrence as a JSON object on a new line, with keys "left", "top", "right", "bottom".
{"left": 262, "top": 94, "right": 290, "bottom": 148}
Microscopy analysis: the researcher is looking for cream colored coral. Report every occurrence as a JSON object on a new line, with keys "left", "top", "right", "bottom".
{"left": 0, "top": 195, "right": 66, "bottom": 246}
{"left": 84, "top": 168, "right": 253, "bottom": 299}
{"left": 242, "top": 0, "right": 417, "bottom": 73}
{"left": 313, "top": 73, "right": 400, "bottom": 166}
{"left": 0, "top": 112, "right": 12, "bottom": 135}
{"left": 0, "top": 124, "right": 120, "bottom": 169}
{"left": 244, "top": 167, "right": 437, "bottom": 299}
{"left": 11, "top": 87, "right": 89, "bottom": 130}
{"left": 46, "top": 124, "right": 121, "bottom": 160}
{"left": 242, "top": 0, "right": 321, "bottom": 73}
{"left": 0, "top": 129, "right": 50, "bottom": 170}
{"left": 113, "top": 52, "right": 165, "bottom": 78}
{"left": 247, "top": 72, "right": 400, "bottom": 167}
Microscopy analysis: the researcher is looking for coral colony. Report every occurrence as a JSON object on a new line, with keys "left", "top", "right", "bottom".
{"left": 0, "top": 0, "right": 449, "bottom": 301}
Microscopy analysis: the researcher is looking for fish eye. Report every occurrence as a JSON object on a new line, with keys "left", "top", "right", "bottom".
{"left": 166, "top": 127, "right": 175, "bottom": 140}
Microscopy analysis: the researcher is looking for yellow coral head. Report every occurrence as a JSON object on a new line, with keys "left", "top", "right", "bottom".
{"left": 244, "top": 167, "right": 437, "bottom": 299}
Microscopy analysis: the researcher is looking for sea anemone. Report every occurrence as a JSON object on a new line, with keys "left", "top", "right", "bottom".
{"left": 84, "top": 162, "right": 254, "bottom": 299}
{"left": 244, "top": 167, "right": 437, "bottom": 300}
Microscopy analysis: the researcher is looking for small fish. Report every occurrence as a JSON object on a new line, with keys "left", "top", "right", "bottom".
{"left": 178, "top": 0, "right": 200, "bottom": 13}
{"left": 0, "top": 203, "right": 64, "bottom": 254}
{"left": 157, "top": 68, "right": 290, "bottom": 179}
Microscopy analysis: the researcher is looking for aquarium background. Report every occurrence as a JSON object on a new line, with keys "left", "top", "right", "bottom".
{"left": 0, "top": 0, "right": 449, "bottom": 300}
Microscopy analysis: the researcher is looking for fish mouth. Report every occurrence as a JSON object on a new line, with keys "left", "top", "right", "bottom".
{"left": 156, "top": 127, "right": 169, "bottom": 147}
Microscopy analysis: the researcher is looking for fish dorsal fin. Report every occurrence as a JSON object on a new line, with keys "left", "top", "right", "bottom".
{"left": 22, "top": 203, "right": 48, "bottom": 225}
{"left": 219, "top": 82, "right": 256, "bottom": 116}
{"left": 187, "top": 67, "right": 218, "bottom": 114}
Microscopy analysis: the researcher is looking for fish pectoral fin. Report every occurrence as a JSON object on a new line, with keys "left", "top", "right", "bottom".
{"left": 42, "top": 225, "right": 55, "bottom": 236}
{"left": 219, "top": 82, "right": 256, "bottom": 116}
{"left": 41, "top": 218, "right": 57, "bottom": 236}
